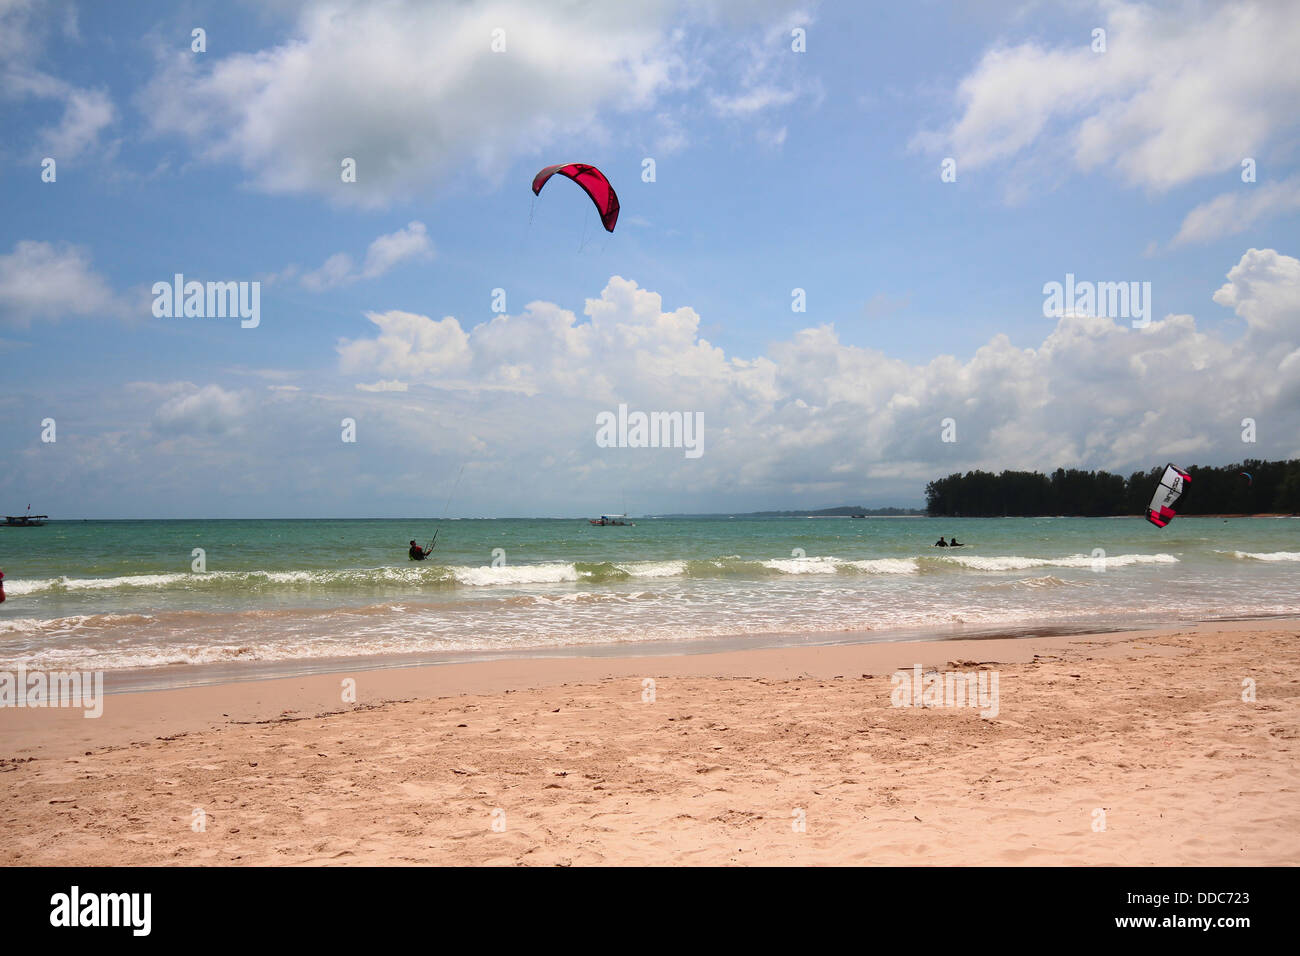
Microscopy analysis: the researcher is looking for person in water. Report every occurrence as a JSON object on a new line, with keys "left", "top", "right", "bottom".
{"left": 409, "top": 540, "right": 431, "bottom": 561}
{"left": 934, "top": 537, "right": 948, "bottom": 547}
{"left": 0, "top": 569, "right": 5, "bottom": 603}
{"left": 949, "top": 537, "right": 962, "bottom": 547}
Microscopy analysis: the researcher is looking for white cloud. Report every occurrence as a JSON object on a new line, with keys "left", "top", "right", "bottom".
{"left": 706, "top": 7, "right": 820, "bottom": 142}
{"left": 152, "top": 384, "right": 250, "bottom": 436}
{"left": 334, "top": 251, "right": 1300, "bottom": 497}
{"left": 339, "top": 310, "right": 473, "bottom": 379}
{"left": 299, "top": 254, "right": 355, "bottom": 293}
{"left": 299, "top": 222, "right": 435, "bottom": 291}
{"left": 0, "top": 240, "right": 123, "bottom": 325}
{"left": 710, "top": 85, "right": 798, "bottom": 117}
{"left": 0, "top": 0, "right": 116, "bottom": 161}
{"left": 1172, "top": 176, "right": 1300, "bottom": 246}
{"left": 13, "top": 250, "right": 1299, "bottom": 514}
{"left": 1212, "top": 247, "right": 1300, "bottom": 341}
{"left": 917, "top": 1, "right": 1300, "bottom": 192}
{"left": 359, "top": 221, "right": 435, "bottom": 279}
{"left": 140, "top": 0, "right": 814, "bottom": 204}
{"left": 39, "top": 86, "right": 114, "bottom": 158}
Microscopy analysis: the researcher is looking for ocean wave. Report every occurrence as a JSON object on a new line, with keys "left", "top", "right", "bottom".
{"left": 1218, "top": 550, "right": 1300, "bottom": 562}
{"left": 453, "top": 562, "right": 582, "bottom": 586}
{"left": 11, "top": 599, "right": 1298, "bottom": 673}
{"left": 980, "top": 575, "right": 1084, "bottom": 591}
{"left": 0, "top": 612, "right": 157, "bottom": 634}
{"left": 0, "top": 551, "right": 1187, "bottom": 598}
{"left": 761, "top": 556, "right": 919, "bottom": 575}
{"left": 936, "top": 553, "right": 1179, "bottom": 571}
{"left": 4, "top": 567, "right": 457, "bottom": 595}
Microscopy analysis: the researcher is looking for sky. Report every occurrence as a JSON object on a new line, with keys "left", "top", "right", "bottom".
{"left": 1, "top": 0, "right": 1298, "bottom": 518}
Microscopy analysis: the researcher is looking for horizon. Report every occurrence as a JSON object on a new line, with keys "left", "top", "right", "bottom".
{"left": 3, "top": 0, "right": 1298, "bottom": 519}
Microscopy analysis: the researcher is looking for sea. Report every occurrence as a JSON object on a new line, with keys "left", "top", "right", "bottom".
{"left": 1, "top": 516, "right": 1296, "bottom": 689}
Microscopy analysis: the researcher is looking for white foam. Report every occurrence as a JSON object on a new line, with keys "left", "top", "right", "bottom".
{"left": 943, "top": 553, "right": 1179, "bottom": 571}
{"left": 453, "top": 563, "right": 581, "bottom": 586}
{"left": 987, "top": 575, "right": 1082, "bottom": 590}
{"left": 762, "top": 556, "right": 843, "bottom": 574}
{"left": 617, "top": 560, "right": 689, "bottom": 578}
{"left": 2, "top": 573, "right": 194, "bottom": 594}
{"left": 842, "top": 558, "right": 920, "bottom": 574}
{"left": 1223, "top": 550, "right": 1300, "bottom": 562}
{"left": 758, "top": 556, "right": 919, "bottom": 575}
{"left": 0, "top": 617, "right": 48, "bottom": 634}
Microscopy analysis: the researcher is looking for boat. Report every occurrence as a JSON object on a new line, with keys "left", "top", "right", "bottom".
{"left": 588, "top": 513, "right": 634, "bottom": 526}
{"left": 4, "top": 512, "right": 48, "bottom": 527}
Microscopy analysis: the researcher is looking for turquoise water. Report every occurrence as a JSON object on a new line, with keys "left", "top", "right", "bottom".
{"left": 0, "top": 516, "right": 1296, "bottom": 675}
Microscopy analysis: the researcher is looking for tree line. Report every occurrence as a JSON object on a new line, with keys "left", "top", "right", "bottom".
{"left": 925, "top": 459, "right": 1300, "bottom": 517}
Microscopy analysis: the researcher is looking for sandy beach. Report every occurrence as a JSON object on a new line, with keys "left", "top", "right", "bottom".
{"left": 1, "top": 618, "right": 1296, "bottom": 866}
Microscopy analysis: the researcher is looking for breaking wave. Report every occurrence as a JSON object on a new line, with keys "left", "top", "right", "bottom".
{"left": 1217, "top": 550, "right": 1300, "bottom": 562}
{"left": 3, "top": 551, "right": 1187, "bottom": 597}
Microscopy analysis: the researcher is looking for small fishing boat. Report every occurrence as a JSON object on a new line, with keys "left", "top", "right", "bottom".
{"left": 4, "top": 512, "right": 48, "bottom": 527}
{"left": 588, "top": 514, "right": 634, "bottom": 526}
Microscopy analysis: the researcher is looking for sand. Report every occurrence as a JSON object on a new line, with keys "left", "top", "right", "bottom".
{"left": 1, "top": 620, "right": 1297, "bottom": 866}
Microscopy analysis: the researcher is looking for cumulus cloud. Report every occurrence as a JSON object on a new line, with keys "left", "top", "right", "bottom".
{"left": 140, "top": 0, "right": 815, "bottom": 204}
{"left": 1172, "top": 176, "right": 1300, "bottom": 246}
{"left": 0, "top": 240, "right": 124, "bottom": 325}
{"left": 1212, "top": 247, "right": 1300, "bottom": 340}
{"left": 335, "top": 252, "right": 1300, "bottom": 500}
{"left": 915, "top": 1, "right": 1300, "bottom": 193}
{"left": 339, "top": 311, "right": 473, "bottom": 381}
{"left": 11, "top": 251, "right": 1297, "bottom": 514}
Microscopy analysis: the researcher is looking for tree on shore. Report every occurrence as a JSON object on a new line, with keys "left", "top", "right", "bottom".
{"left": 925, "top": 459, "right": 1300, "bottom": 516}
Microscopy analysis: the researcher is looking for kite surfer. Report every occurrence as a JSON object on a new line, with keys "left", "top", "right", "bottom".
{"left": 409, "top": 540, "right": 432, "bottom": 561}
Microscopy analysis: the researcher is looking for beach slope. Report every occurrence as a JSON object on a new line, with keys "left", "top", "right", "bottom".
{"left": 2, "top": 621, "right": 1297, "bottom": 865}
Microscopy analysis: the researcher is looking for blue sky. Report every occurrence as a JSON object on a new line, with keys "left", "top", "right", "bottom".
{"left": 2, "top": 0, "right": 1298, "bottom": 518}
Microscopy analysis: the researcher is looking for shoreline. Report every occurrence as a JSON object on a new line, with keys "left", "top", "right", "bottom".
{"left": 1, "top": 616, "right": 1294, "bottom": 756}
{"left": 8, "top": 610, "right": 1296, "bottom": 697}
{"left": 2, "top": 617, "right": 1296, "bottom": 865}
{"left": 1, "top": 623, "right": 1176, "bottom": 761}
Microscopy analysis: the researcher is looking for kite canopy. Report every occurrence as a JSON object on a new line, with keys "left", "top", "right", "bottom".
{"left": 1146, "top": 463, "right": 1191, "bottom": 528}
{"left": 532, "top": 163, "right": 620, "bottom": 232}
